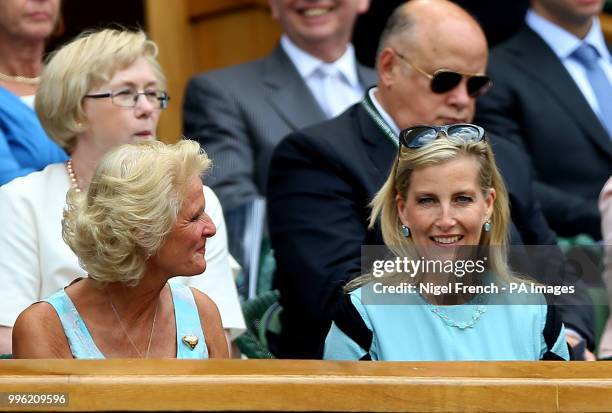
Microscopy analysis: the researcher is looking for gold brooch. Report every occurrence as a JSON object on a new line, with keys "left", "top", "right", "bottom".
{"left": 182, "top": 335, "right": 199, "bottom": 350}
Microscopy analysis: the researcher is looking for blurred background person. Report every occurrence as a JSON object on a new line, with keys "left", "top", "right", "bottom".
{"left": 183, "top": 0, "right": 375, "bottom": 298}
{"left": 475, "top": 0, "right": 612, "bottom": 240}
{"left": 0, "top": 28, "right": 244, "bottom": 355}
{"left": 13, "top": 140, "right": 228, "bottom": 359}
{"left": 0, "top": 0, "right": 67, "bottom": 185}
{"left": 598, "top": 176, "right": 612, "bottom": 359}
{"left": 324, "top": 126, "right": 569, "bottom": 360}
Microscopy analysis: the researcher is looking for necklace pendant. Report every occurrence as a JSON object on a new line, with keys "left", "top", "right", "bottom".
{"left": 182, "top": 334, "right": 199, "bottom": 350}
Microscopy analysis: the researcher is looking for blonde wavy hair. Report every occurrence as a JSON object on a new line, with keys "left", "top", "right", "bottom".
{"left": 62, "top": 140, "right": 210, "bottom": 286}
{"left": 346, "top": 136, "right": 512, "bottom": 291}
{"left": 36, "top": 28, "right": 165, "bottom": 152}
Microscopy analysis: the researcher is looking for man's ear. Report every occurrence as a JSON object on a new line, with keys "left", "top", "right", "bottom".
{"left": 268, "top": 0, "right": 279, "bottom": 19}
{"left": 378, "top": 47, "right": 397, "bottom": 88}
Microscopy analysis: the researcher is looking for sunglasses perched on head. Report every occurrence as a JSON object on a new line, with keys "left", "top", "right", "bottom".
{"left": 400, "top": 124, "right": 486, "bottom": 149}
{"left": 394, "top": 50, "right": 492, "bottom": 98}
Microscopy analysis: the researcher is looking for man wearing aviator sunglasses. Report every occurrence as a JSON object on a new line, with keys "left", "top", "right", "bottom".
{"left": 393, "top": 50, "right": 492, "bottom": 98}
{"left": 268, "top": 0, "right": 594, "bottom": 359}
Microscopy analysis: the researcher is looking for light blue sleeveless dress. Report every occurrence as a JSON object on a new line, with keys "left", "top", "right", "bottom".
{"left": 324, "top": 281, "right": 570, "bottom": 361}
{"left": 44, "top": 281, "right": 208, "bottom": 359}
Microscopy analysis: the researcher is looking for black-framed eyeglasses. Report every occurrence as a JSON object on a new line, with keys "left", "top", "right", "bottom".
{"left": 400, "top": 124, "right": 486, "bottom": 149}
{"left": 393, "top": 50, "right": 492, "bottom": 98}
{"left": 84, "top": 89, "right": 170, "bottom": 109}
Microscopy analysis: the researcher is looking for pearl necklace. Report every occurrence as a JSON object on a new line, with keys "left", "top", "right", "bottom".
{"left": 0, "top": 71, "right": 40, "bottom": 85}
{"left": 65, "top": 159, "right": 82, "bottom": 192}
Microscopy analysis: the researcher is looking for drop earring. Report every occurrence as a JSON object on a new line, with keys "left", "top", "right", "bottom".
{"left": 483, "top": 219, "right": 492, "bottom": 232}
{"left": 401, "top": 225, "right": 411, "bottom": 238}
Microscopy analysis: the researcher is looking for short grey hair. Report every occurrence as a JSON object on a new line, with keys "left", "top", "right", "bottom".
{"left": 375, "top": 4, "right": 416, "bottom": 66}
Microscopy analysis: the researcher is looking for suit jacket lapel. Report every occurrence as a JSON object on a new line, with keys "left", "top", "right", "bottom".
{"left": 508, "top": 27, "right": 612, "bottom": 159}
{"left": 356, "top": 104, "right": 397, "bottom": 192}
{"left": 263, "top": 46, "right": 326, "bottom": 130}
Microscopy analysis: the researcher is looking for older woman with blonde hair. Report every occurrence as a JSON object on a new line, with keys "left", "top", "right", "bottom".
{"left": 13, "top": 140, "right": 227, "bottom": 358}
{"left": 324, "top": 124, "right": 569, "bottom": 361}
{"left": 598, "top": 177, "right": 612, "bottom": 359}
{"left": 0, "top": 28, "right": 244, "bottom": 355}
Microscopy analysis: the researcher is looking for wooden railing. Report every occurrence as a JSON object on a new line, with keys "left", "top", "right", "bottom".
{"left": 0, "top": 360, "right": 610, "bottom": 412}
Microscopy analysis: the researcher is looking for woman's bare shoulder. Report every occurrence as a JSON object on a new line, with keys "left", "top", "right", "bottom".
{"left": 12, "top": 302, "right": 72, "bottom": 358}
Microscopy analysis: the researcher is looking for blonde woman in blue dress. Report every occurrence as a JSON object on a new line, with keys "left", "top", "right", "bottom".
{"left": 13, "top": 140, "right": 228, "bottom": 359}
{"left": 324, "top": 124, "right": 569, "bottom": 361}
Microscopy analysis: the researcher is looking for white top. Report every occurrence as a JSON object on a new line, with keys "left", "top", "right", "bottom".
{"left": 0, "top": 163, "right": 246, "bottom": 339}
{"left": 526, "top": 9, "right": 612, "bottom": 117}
{"left": 599, "top": 176, "right": 612, "bottom": 357}
{"left": 19, "top": 95, "right": 35, "bottom": 109}
{"left": 281, "top": 35, "right": 364, "bottom": 118}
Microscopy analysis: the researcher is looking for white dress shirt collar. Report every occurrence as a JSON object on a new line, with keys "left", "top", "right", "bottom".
{"left": 526, "top": 9, "right": 610, "bottom": 61}
{"left": 369, "top": 87, "right": 400, "bottom": 137}
{"left": 280, "top": 35, "right": 361, "bottom": 88}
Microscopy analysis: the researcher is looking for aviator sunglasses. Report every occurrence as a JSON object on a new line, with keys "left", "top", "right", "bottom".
{"left": 394, "top": 50, "right": 492, "bottom": 98}
{"left": 400, "top": 124, "right": 486, "bottom": 149}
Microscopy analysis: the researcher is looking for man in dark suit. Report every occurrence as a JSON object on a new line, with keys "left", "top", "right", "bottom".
{"left": 475, "top": 0, "right": 612, "bottom": 240}
{"left": 183, "top": 1, "right": 376, "bottom": 294}
{"left": 268, "top": 0, "right": 594, "bottom": 359}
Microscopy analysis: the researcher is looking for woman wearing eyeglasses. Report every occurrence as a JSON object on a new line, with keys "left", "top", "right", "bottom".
{"left": 324, "top": 124, "right": 570, "bottom": 361}
{"left": 0, "top": 29, "right": 244, "bottom": 356}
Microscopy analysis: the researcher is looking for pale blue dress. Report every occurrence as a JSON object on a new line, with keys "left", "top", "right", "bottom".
{"left": 324, "top": 281, "right": 570, "bottom": 361}
{"left": 44, "top": 281, "right": 208, "bottom": 359}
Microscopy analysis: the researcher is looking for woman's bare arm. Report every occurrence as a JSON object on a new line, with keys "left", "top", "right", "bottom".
{"left": 12, "top": 303, "right": 72, "bottom": 359}
{"left": 191, "top": 288, "right": 229, "bottom": 359}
